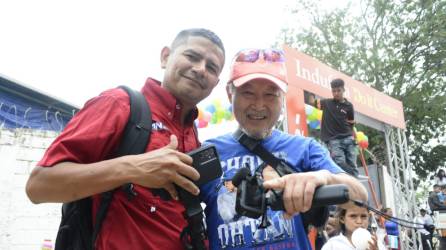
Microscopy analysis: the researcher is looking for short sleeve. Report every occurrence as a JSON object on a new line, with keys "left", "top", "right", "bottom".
{"left": 38, "top": 89, "right": 130, "bottom": 166}
{"left": 348, "top": 103, "right": 355, "bottom": 120}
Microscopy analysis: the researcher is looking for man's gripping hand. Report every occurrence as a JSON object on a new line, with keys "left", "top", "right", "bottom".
{"left": 262, "top": 170, "right": 330, "bottom": 218}
{"left": 125, "top": 135, "right": 200, "bottom": 200}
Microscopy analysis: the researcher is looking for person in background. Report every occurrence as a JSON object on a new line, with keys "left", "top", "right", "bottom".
{"left": 304, "top": 91, "right": 317, "bottom": 106}
{"left": 317, "top": 79, "right": 358, "bottom": 177}
{"left": 200, "top": 48, "right": 368, "bottom": 250}
{"left": 428, "top": 184, "right": 446, "bottom": 212}
{"left": 434, "top": 169, "right": 446, "bottom": 188}
{"left": 324, "top": 215, "right": 340, "bottom": 239}
{"left": 442, "top": 185, "right": 446, "bottom": 204}
{"left": 414, "top": 208, "right": 434, "bottom": 250}
{"left": 370, "top": 211, "right": 387, "bottom": 250}
{"left": 317, "top": 208, "right": 340, "bottom": 250}
{"left": 321, "top": 206, "right": 383, "bottom": 250}
{"left": 25, "top": 28, "right": 225, "bottom": 250}
{"left": 382, "top": 208, "right": 400, "bottom": 249}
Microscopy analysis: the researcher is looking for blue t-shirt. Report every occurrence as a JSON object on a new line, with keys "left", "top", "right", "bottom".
{"left": 385, "top": 220, "right": 399, "bottom": 236}
{"left": 200, "top": 129, "right": 343, "bottom": 250}
{"left": 438, "top": 192, "right": 445, "bottom": 203}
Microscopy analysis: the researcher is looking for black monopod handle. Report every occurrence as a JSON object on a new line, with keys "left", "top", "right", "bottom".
{"left": 269, "top": 184, "right": 350, "bottom": 211}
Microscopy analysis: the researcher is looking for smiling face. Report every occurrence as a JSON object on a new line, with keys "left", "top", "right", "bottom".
{"left": 161, "top": 36, "right": 225, "bottom": 109}
{"left": 228, "top": 79, "right": 284, "bottom": 139}
{"left": 340, "top": 206, "right": 370, "bottom": 237}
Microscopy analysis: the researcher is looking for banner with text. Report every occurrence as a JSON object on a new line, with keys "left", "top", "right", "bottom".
{"left": 286, "top": 85, "right": 308, "bottom": 136}
{"left": 283, "top": 45, "right": 405, "bottom": 129}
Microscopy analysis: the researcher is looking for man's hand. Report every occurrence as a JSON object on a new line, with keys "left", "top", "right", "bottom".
{"left": 127, "top": 135, "right": 200, "bottom": 200}
{"left": 262, "top": 170, "right": 330, "bottom": 217}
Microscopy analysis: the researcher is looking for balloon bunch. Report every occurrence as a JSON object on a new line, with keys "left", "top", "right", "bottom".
{"left": 196, "top": 99, "right": 233, "bottom": 128}
{"left": 355, "top": 130, "right": 369, "bottom": 149}
{"left": 305, "top": 104, "right": 323, "bottom": 130}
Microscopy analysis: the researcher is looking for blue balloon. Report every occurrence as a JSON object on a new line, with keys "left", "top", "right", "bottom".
{"left": 227, "top": 104, "right": 232, "bottom": 113}
{"left": 205, "top": 104, "right": 216, "bottom": 114}
{"left": 309, "top": 120, "right": 320, "bottom": 129}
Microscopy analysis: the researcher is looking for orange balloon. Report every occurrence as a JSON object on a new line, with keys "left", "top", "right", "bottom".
{"left": 359, "top": 140, "right": 369, "bottom": 149}
{"left": 197, "top": 108, "right": 204, "bottom": 120}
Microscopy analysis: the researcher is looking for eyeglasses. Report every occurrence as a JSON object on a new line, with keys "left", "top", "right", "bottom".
{"left": 234, "top": 49, "right": 285, "bottom": 63}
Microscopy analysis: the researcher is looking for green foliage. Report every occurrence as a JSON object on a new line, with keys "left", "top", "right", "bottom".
{"left": 278, "top": 0, "right": 446, "bottom": 178}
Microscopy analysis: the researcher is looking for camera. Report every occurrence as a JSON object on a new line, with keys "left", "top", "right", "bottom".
{"left": 232, "top": 165, "right": 350, "bottom": 220}
{"left": 187, "top": 144, "right": 222, "bottom": 185}
{"left": 177, "top": 144, "right": 222, "bottom": 209}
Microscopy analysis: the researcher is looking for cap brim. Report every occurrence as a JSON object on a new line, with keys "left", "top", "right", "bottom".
{"left": 232, "top": 73, "right": 287, "bottom": 92}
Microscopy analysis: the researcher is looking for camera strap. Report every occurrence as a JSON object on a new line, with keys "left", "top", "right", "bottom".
{"left": 233, "top": 129, "right": 330, "bottom": 232}
{"left": 178, "top": 188, "right": 207, "bottom": 250}
{"left": 233, "top": 129, "right": 294, "bottom": 176}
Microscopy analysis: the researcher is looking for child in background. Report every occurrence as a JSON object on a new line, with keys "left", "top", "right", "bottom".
{"left": 322, "top": 206, "right": 384, "bottom": 250}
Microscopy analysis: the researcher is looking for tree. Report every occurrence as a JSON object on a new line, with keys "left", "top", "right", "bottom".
{"left": 277, "top": 0, "right": 446, "bottom": 178}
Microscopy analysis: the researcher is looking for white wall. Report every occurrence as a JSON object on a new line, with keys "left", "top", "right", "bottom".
{"left": 382, "top": 165, "right": 396, "bottom": 212}
{"left": 0, "top": 121, "right": 237, "bottom": 250}
{"left": 0, "top": 129, "right": 60, "bottom": 250}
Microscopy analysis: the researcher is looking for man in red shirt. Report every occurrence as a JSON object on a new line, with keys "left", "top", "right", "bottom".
{"left": 25, "top": 28, "right": 225, "bottom": 250}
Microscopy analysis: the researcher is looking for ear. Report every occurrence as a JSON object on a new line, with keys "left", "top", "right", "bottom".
{"left": 160, "top": 46, "right": 171, "bottom": 69}
{"left": 226, "top": 83, "right": 233, "bottom": 102}
{"left": 339, "top": 216, "right": 345, "bottom": 225}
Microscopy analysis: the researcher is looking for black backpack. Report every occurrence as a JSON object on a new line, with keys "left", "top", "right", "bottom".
{"left": 55, "top": 86, "right": 152, "bottom": 250}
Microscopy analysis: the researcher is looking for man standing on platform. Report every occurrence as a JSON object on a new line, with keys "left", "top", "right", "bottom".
{"left": 318, "top": 78, "right": 358, "bottom": 177}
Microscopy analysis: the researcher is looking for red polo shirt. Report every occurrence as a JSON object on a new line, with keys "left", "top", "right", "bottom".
{"left": 38, "top": 78, "right": 200, "bottom": 250}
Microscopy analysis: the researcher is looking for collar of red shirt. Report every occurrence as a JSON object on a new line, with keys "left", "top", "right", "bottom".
{"left": 141, "top": 77, "right": 198, "bottom": 125}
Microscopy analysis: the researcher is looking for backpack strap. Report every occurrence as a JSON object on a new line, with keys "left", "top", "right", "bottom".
{"left": 116, "top": 85, "right": 152, "bottom": 156}
{"left": 91, "top": 86, "right": 152, "bottom": 248}
{"left": 91, "top": 192, "right": 113, "bottom": 248}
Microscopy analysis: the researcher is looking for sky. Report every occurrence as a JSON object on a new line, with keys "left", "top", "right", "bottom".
{"left": 0, "top": 0, "right": 297, "bottom": 108}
